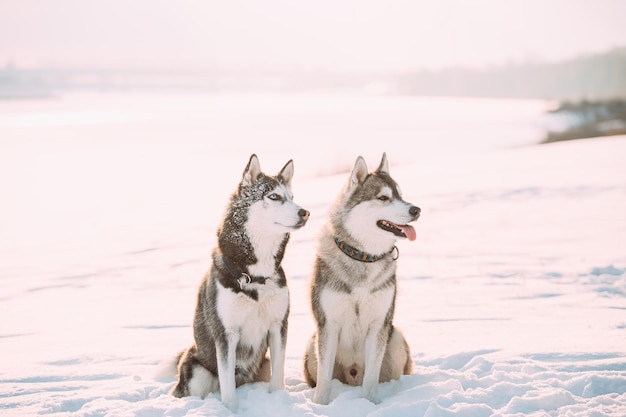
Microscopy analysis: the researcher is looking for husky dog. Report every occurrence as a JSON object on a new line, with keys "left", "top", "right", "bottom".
{"left": 171, "top": 154, "right": 309, "bottom": 411}
{"left": 303, "top": 153, "right": 419, "bottom": 405}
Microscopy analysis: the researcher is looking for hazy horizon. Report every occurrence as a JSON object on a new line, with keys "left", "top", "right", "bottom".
{"left": 2, "top": 0, "right": 626, "bottom": 73}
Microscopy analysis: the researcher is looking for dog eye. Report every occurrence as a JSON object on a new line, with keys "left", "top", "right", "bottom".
{"left": 268, "top": 193, "right": 282, "bottom": 201}
{"left": 378, "top": 196, "right": 390, "bottom": 202}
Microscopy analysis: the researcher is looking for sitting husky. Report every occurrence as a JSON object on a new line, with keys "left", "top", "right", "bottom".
{"left": 171, "top": 154, "right": 309, "bottom": 411}
{"left": 303, "top": 153, "right": 419, "bottom": 405}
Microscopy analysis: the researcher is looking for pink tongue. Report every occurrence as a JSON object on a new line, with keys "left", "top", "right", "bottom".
{"left": 400, "top": 224, "right": 417, "bottom": 241}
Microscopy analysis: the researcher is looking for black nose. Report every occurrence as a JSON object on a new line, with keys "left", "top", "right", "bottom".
{"left": 299, "top": 209, "right": 310, "bottom": 221}
{"left": 410, "top": 206, "right": 421, "bottom": 217}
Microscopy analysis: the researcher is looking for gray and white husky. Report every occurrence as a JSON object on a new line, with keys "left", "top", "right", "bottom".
{"left": 171, "top": 154, "right": 309, "bottom": 411}
{"left": 303, "top": 153, "right": 419, "bottom": 405}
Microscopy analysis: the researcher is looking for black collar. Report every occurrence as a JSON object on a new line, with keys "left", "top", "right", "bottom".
{"left": 334, "top": 237, "right": 398, "bottom": 263}
{"left": 221, "top": 256, "right": 270, "bottom": 289}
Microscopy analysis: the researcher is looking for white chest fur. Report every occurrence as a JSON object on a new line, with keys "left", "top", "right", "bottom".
{"left": 216, "top": 280, "right": 289, "bottom": 346}
{"left": 319, "top": 286, "right": 394, "bottom": 363}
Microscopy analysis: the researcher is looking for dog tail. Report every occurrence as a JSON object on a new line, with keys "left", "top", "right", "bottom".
{"left": 402, "top": 336, "right": 413, "bottom": 375}
{"left": 302, "top": 333, "right": 318, "bottom": 387}
{"left": 154, "top": 349, "right": 184, "bottom": 381}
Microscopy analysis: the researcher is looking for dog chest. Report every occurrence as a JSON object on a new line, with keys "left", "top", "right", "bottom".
{"left": 216, "top": 282, "right": 288, "bottom": 345}
{"left": 319, "top": 286, "right": 394, "bottom": 333}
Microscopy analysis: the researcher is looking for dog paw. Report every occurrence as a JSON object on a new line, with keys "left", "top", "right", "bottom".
{"left": 221, "top": 395, "right": 238, "bottom": 412}
{"left": 313, "top": 389, "right": 332, "bottom": 405}
{"left": 269, "top": 380, "right": 284, "bottom": 392}
{"left": 363, "top": 386, "right": 381, "bottom": 405}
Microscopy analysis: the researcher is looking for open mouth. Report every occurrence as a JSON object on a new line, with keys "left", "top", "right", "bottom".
{"left": 377, "top": 220, "right": 417, "bottom": 241}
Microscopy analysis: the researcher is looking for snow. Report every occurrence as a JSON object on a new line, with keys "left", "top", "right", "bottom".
{"left": 0, "top": 92, "right": 625, "bottom": 416}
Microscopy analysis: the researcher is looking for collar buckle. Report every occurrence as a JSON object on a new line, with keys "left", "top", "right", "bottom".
{"left": 238, "top": 273, "right": 252, "bottom": 289}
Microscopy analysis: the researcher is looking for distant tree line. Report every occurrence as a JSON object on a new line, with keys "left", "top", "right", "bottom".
{"left": 3, "top": 47, "right": 626, "bottom": 101}
{"left": 396, "top": 47, "right": 626, "bottom": 101}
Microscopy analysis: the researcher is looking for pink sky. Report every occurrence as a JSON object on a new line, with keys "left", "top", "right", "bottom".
{"left": 1, "top": 0, "right": 626, "bottom": 72}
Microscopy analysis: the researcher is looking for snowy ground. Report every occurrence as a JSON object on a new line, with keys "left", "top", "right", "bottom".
{"left": 0, "top": 93, "right": 625, "bottom": 416}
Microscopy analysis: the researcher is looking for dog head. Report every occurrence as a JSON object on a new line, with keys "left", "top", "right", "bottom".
{"left": 333, "top": 153, "right": 420, "bottom": 254}
{"left": 237, "top": 154, "right": 310, "bottom": 235}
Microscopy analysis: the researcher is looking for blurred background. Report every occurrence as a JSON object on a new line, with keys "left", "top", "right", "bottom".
{"left": 2, "top": 1, "right": 626, "bottom": 100}
{"left": 1, "top": 0, "right": 626, "bottom": 258}
{"left": 2, "top": 1, "right": 626, "bottom": 150}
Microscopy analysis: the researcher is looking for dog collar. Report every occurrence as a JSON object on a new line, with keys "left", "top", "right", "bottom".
{"left": 334, "top": 237, "right": 399, "bottom": 262}
{"left": 235, "top": 273, "right": 268, "bottom": 289}
{"left": 220, "top": 256, "right": 269, "bottom": 289}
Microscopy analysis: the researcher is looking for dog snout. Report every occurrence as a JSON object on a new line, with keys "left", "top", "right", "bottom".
{"left": 299, "top": 208, "right": 310, "bottom": 222}
{"left": 409, "top": 205, "right": 421, "bottom": 219}
{"left": 293, "top": 208, "right": 310, "bottom": 228}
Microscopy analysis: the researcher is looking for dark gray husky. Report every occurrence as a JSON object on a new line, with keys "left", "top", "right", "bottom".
{"left": 171, "top": 154, "right": 309, "bottom": 411}
{"left": 303, "top": 153, "right": 419, "bottom": 405}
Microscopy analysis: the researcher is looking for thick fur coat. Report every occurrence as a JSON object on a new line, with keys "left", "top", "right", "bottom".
{"left": 303, "top": 153, "right": 419, "bottom": 405}
{"left": 171, "top": 154, "right": 309, "bottom": 411}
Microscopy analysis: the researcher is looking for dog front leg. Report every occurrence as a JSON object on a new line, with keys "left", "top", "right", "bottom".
{"left": 268, "top": 321, "right": 286, "bottom": 392}
{"left": 216, "top": 329, "right": 240, "bottom": 412}
{"left": 362, "top": 326, "right": 386, "bottom": 404}
{"left": 313, "top": 326, "right": 338, "bottom": 405}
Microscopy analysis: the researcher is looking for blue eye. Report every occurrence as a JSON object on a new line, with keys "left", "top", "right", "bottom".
{"left": 268, "top": 193, "right": 281, "bottom": 201}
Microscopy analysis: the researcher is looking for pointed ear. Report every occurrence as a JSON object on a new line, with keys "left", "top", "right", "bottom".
{"left": 376, "top": 152, "right": 389, "bottom": 175}
{"left": 242, "top": 154, "right": 262, "bottom": 187}
{"left": 349, "top": 156, "right": 369, "bottom": 190}
{"left": 278, "top": 159, "right": 294, "bottom": 187}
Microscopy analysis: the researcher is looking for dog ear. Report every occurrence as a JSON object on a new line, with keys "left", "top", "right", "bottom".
{"left": 350, "top": 156, "right": 369, "bottom": 190}
{"left": 242, "top": 154, "right": 262, "bottom": 187}
{"left": 278, "top": 159, "right": 294, "bottom": 187}
{"left": 375, "top": 152, "right": 389, "bottom": 175}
